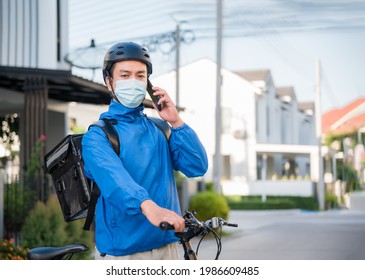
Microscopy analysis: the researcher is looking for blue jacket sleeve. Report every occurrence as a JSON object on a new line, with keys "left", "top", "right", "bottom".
{"left": 82, "top": 126, "right": 151, "bottom": 216}
{"left": 169, "top": 123, "right": 208, "bottom": 177}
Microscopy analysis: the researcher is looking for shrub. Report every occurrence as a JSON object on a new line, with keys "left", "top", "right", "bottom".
{"left": 225, "top": 195, "right": 318, "bottom": 211}
{"left": 4, "top": 181, "right": 35, "bottom": 235}
{"left": 205, "top": 181, "right": 214, "bottom": 192}
{"left": 0, "top": 239, "right": 29, "bottom": 260}
{"left": 325, "top": 191, "right": 339, "bottom": 209}
{"left": 189, "top": 190, "right": 230, "bottom": 222}
{"left": 21, "top": 194, "right": 94, "bottom": 260}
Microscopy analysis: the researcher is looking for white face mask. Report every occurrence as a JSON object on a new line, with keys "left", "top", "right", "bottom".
{"left": 114, "top": 78, "right": 146, "bottom": 108}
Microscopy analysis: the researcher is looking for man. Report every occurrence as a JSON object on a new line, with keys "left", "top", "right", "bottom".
{"left": 82, "top": 42, "right": 208, "bottom": 260}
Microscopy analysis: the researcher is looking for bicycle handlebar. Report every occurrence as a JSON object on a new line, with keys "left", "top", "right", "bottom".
{"left": 159, "top": 210, "right": 238, "bottom": 260}
{"left": 159, "top": 221, "right": 174, "bottom": 230}
{"left": 159, "top": 213, "right": 238, "bottom": 232}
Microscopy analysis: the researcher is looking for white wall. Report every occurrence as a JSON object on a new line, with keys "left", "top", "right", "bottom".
{"left": 250, "top": 180, "right": 314, "bottom": 197}
{"left": 0, "top": 0, "right": 69, "bottom": 70}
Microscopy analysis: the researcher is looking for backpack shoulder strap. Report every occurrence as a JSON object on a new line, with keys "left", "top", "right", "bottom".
{"left": 83, "top": 118, "right": 119, "bottom": 231}
{"left": 82, "top": 181, "right": 100, "bottom": 231}
{"left": 147, "top": 116, "right": 171, "bottom": 141}
{"left": 89, "top": 118, "right": 120, "bottom": 155}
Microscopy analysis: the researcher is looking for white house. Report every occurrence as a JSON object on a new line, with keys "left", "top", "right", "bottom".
{"left": 152, "top": 58, "right": 319, "bottom": 196}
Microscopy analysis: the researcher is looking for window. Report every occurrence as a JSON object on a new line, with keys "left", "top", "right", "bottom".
{"left": 266, "top": 105, "right": 270, "bottom": 137}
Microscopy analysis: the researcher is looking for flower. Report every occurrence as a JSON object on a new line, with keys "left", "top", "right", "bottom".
{"left": 0, "top": 239, "right": 29, "bottom": 260}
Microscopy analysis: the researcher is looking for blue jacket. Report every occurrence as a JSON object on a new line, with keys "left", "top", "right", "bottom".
{"left": 82, "top": 100, "right": 208, "bottom": 256}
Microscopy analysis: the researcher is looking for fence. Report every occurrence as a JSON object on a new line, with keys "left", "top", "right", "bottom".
{"left": 0, "top": 171, "right": 3, "bottom": 241}
{"left": 2, "top": 171, "right": 52, "bottom": 244}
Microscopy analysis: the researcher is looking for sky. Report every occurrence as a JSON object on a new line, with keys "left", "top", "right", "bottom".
{"left": 67, "top": 0, "right": 365, "bottom": 113}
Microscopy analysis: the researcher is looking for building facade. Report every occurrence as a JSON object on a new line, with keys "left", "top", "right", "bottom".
{"left": 0, "top": 0, "right": 113, "bottom": 204}
{"left": 152, "top": 58, "right": 318, "bottom": 196}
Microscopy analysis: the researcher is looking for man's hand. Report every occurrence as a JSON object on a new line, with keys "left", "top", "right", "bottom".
{"left": 140, "top": 200, "right": 185, "bottom": 232}
{"left": 151, "top": 86, "right": 184, "bottom": 128}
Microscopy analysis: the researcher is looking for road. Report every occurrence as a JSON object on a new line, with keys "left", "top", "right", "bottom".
{"left": 185, "top": 209, "right": 365, "bottom": 260}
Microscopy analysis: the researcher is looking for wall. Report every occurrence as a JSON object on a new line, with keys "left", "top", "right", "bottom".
{"left": 0, "top": 0, "right": 69, "bottom": 70}
{"left": 250, "top": 180, "right": 315, "bottom": 197}
{"left": 152, "top": 58, "right": 260, "bottom": 184}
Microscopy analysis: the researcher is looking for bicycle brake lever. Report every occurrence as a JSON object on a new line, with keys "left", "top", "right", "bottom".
{"left": 207, "top": 218, "right": 238, "bottom": 228}
{"left": 205, "top": 217, "right": 220, "bottom": 229}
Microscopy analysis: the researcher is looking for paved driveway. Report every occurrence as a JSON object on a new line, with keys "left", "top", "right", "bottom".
{"left": 186, "top": 209, "right": 365, "bottom": 260}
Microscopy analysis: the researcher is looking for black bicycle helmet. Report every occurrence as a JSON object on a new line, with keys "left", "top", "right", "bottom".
{"left": 102, "top": 42, "right": 152, "bottom": 83}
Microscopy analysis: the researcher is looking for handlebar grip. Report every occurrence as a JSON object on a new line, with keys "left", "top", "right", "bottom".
{"left": 227, "top": 223, "right": 238, "bottom": 227}
{"left": 159, "top": 222, "right": 174, "bottom": 231}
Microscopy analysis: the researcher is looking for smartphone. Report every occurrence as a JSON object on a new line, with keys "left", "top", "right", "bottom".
{"left": 147, "top": 80, "right": 161, "bottom": 111}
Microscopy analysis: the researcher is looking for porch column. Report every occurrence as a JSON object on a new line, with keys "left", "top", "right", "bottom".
{"left": 261, "top": 153, "right": 268, "bottom": 180}
{"left": 23, "top": 76, "right": 48, "bottom": 202}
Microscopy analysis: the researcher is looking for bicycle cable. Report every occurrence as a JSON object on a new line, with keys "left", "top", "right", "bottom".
{"left": 195, "top": 223, "right": 223, "bottom": 260}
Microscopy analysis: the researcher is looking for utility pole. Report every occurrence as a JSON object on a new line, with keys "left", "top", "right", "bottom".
{"left": 213, "top": 0, "right": 223, "bottom": 193}
{"left": 175, "top": 23, "right": 181, "bottom": 108}
{"left": 315, "top": 58, "right": 325, "bottom": 210}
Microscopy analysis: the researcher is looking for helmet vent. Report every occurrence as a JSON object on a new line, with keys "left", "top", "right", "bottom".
{"left": 142, "top": 47, "right": 147, "bottom": 51}
{"left": 144, "top": 54, "right": 150, "bottom": 58}
{"left": 116, "top": 51, "right": 125, "bottom": 55}
{"left": 117, "top": 46, "right": 125, "bottom": 49}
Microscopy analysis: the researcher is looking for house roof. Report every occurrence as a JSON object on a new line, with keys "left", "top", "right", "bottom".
{"left": 235, "top": 70, "right": 271, "bottom": 82}
{"left": 276, "top": 86, "right": 294, "bottom": 97}
{"left": 0, "top": 66, "right": 155, "bottom": 110}
{"left": 298, "top": 102, "right": 314, "bottom": 111}
{"left": 0, "top": 66, "right": 110, "bottom": 103}
{"left": 322, "top": 97, "right": 365, "bottom": 134}
{"left": 276, "top": 86, "right": 297, "bottom": 103}
{"left": 298, "top": 102, "right": 314, "bottom": 116}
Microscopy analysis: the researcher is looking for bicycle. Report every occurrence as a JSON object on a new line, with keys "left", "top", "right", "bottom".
{"left": 27, "top": 210, "right": 238, "bottom": 260}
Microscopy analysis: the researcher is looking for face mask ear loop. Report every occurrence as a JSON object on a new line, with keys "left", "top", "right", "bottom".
{"left": 107, "top": 71, "right": 120, "bottom": 103}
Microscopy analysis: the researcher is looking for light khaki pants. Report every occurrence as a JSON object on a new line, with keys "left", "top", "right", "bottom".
{"left": 95, "top": 243, "right": 181, "bottom": 260}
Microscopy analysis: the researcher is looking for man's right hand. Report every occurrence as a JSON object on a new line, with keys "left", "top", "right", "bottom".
{"left": 140, "top": 200, "right": 185, "bottom": 232}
